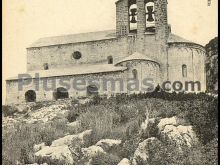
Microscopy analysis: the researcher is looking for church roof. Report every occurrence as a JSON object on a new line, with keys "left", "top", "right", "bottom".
{"left": 168, "top": 33, "right": 194, "bottom": 44}
{"left": 6, "top": 64, "right": 127, "bottom": 80}
{"left": 28, "top": 30, "right": 117, "bottom": 48}
{"left": 28, "top": 28, "right": 201, "bottom": 48}
{"left": 115, "top": 52, "right": 159, "bottom": 65}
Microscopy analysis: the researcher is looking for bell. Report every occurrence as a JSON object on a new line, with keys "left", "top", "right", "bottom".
{"left": 147, "top": 6, "right": 154, "bottom": 22}
{"left": 130, "top": 8, "right": 137, "bottom": 23}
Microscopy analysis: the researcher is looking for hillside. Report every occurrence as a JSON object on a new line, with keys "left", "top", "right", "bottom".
{"left": 2, "top": 92, "right": 218, "bottom": 165}
{"left": 205, "top": 37, "right": 218, "bottom": 92}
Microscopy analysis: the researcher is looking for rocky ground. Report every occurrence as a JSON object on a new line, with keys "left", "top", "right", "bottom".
{"left": 3, "top": 94, "right": 218, "bottom": 165}
{"left": 4, "top": 104, "right": 198, "bottom": 165}
{"left": 28, "top": 115, "right": 197, "bottom": 165}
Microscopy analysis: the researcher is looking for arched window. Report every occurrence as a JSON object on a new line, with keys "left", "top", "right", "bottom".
{"left": 43, "top": 63, "right": 49, "bottom": 70}
{"left": 53, "top": 87, "right": 69, "bottom": 100}
{"left": 145, "top": 0, "right": 155, "bottom": 32}
{"left": 182, "top": 64, "right": 187, "bottom": 77}
{"left": 25, "top": 90, "right": 36, "bottom": 102}
{"left": 132, "top": 69, "right": 138, "bottom": 79}
{"left": 129, "top": 0, "right": 137, "bottom": 32}
{"left": 107, "top": 56, "right": 113, "bottom": 64}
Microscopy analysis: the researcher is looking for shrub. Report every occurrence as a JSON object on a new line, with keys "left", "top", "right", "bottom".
{"left": 201, "top": 138, "right": 218, "bottom": 165}
{"left": 118, "top": 134, "right": 140, "bottom": 159}
{"left": 2, "top": 119, "right": 69, "bottom": 164}
{"left": 184, "top": 98, "right": 218, "bottom": 144}
{"left": 90, "top": 152, "right": 121, "bottom": 165}
{"left": 35, "top": 156, "right": 66, "bottom": 165}
{"left": 66, "top": 108, "right": 80, "bottom": 122}
{"left": 78, "top": 105, "right": 121, "bottom": 144}
{"left": 2, "top": 105, "right": 18, "bottom": 117}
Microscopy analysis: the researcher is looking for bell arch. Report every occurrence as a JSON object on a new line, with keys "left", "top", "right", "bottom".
{"left": 129, "top": 0, "right": 137, "bottom": 32}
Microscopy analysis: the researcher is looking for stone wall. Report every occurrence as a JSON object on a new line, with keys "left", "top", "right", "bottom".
{"left": 5, "top": 71, "right": 127, "bottom": 104}
{"left": 116, "top": 0, "right": 169, "bottom": 40}
{"left": 27, "top": 37, "right": 131, "bottom": 71}
{"left": 116, "top": 60, "right": 160, "bottom": 94}
{"left": 154, "top": 0, "right": 168, "bottom": 41}
{"left": 168, "top": 43, "right": 206, "bottom": 92}
{"left": 116, "top": 0, "right": 129, "bottom": 37}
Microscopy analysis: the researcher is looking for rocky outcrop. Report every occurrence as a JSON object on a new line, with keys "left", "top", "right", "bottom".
{"left": 81, "top": 145, "right": 106, "bottom": 159}
{"left": 95, "top": 139, "right": 122, "bottom": 151}
{"left": 34, "top": 130, "right": 92, "bottom": 164}
{"left": 132, "top": 137, "right": 161, "bottom": 165}
{"left": 158, "top": 117, "right": 198, "bottom": 148}
{"left": 158, "top": 116, "right": 179, "bottom": 131}
{"left": 118, "top": 158, "right": 130, "bottom": 165}
{"left": 67, "top": 121, "right": 81, "bottom": 129}
{"left": 34, "top": 143, "right": 46, "bottom": 152}
{"left": 35, "top": 145, "right": 74, "bottom": 164}
{"left": 31, "top": 114, "right": 197, "bottom": 165}
{"left": 131, "top": 116, "right": 198, "bottom": 164}
{"left": 25, "top": 105, "right": 69, "bottom": 124}
{"left": 51, "top": 130, "right": 92, "bottom": 147}
{"left": 79, "top": 139, "right": 122, "bottom": 164}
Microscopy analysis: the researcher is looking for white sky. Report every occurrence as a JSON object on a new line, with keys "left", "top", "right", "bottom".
{"left": 2, "top": 0, "right": 218, "bottom": 104}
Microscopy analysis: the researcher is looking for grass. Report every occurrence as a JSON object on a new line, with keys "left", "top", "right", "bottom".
{"left": 2, "top": 92, "right": 218, "bottom": 164}
{"left": 2, "top": 118, "right": 78, "bottom": 164}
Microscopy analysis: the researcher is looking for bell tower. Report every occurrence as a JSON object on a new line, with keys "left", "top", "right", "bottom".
{"left": 115, "top": 0, "right": 169, "bottom": 41}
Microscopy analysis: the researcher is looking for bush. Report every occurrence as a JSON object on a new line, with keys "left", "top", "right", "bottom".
{"left": 2, "top": 105, "right": 18, "bottom": 117}
{"left": 2, "top": 119, "right": 69, "bottom": 164}
{"left": 3, "top": 92, "right": 217, "bottom": 164}
{"left": 184, "top": 98, "right": 218, "bottom": 144}
{"left": 90, "top": 152, "right": 120, "bottom": 165}
{"left": 78, "top": 106, "right": 121, "bottom": 144}
{"left": 118, "top": 134, "right": 140, "bottom": 159}
{"left": 66, "top": 108, "right": 80, "bottom": 122}
{"left": 201, "top": 138, "right": 218, "bottom": 165}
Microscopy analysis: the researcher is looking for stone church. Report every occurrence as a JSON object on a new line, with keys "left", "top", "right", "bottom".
{"left": 6, "top": 0, "right": 206, "bottom": 104}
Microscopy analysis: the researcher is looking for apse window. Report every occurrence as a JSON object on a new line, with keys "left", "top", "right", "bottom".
{"left": 107, "top": 56, "right": 113, "bottom": 64}
{"left": 182, "top": 64, "right": 187, "bottom": 77}
{"left": 129, "top": 0, "right": 137, "bottom": 33}
{"left": 72, "top": 51, "right": 82, "bottom": 60}
{"left": 132, "top": 69, "right": 138, "bottom": 79}
{"left": 145, "top": 0, "right": 155, "bottom": 33}
{"left": 43, "top": 63, "right": 49, "bottom": 70}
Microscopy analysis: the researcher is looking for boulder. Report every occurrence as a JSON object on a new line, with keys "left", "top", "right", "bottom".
{"left": 157, "top": 116, "right": 179, "bottom": 131}
{"left": 34, "top": 143, "right": 46, "bottom": 152}
{"left": 26, "top": 104, "right": 69, "bottom": 123}
{"left": 161, "top": 125, "right": 197, "bottom": 147}
{"left": 95, "top": 139, "right": 121, "bottom": 151}
{"left": 51, "top": 130, "right": 92, "bottom": 147}
{"left": 81, "top": 146, "right": 105, "bottom": 159}
{"left": 67, "top": 121, "right": 81, "bottom": 129}
{"left": 132, "top": 137, "right": 161, "bottom": 165}
{"left": 16, "top": 104, "right": 30, "bottom": 113}
{"left": 118, "top": 158, "right": 130, "bottom": 165}
{"left": 51, "top": 135, "right": 76, "bottom": 147}
{"left": 78, "top": 98, "right": 91, "bottom": 105}
{"left": 35, "top": 145, "right": 73, "bottom": 164}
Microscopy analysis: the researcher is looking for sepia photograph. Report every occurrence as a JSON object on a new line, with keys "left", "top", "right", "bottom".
{"left": 2, "top": 0, "right": 218, "bottom": 164}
